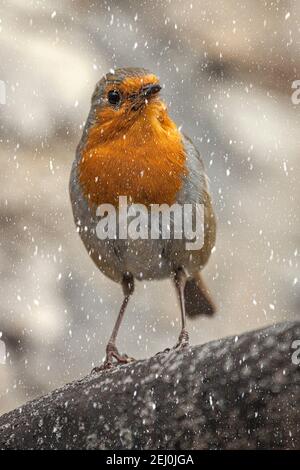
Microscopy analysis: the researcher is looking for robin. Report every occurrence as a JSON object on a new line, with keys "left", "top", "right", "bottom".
{"left": 69, "top": 67, "right": 216, "bottom": 370}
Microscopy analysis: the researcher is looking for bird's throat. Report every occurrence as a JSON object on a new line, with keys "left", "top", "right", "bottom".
{"left": 79, "top": 105, "right": 187, "bottom": 208}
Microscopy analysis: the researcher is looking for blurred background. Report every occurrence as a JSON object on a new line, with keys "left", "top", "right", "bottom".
{"left": 0, "top": 0, "right": 299, "bottom": 415}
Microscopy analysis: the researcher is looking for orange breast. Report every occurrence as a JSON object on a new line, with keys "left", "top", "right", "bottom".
{"left": 79, "top": 102, "right": 187, "bottom": 208}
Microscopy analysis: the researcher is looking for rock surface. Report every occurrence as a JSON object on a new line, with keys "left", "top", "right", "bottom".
{"left": 0, "top": 321, "right": 299, "bottom": 450}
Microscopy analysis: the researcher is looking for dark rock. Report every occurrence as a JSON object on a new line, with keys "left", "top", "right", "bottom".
{"left": 0, "top": 321, "right": 299, "bottom": 450}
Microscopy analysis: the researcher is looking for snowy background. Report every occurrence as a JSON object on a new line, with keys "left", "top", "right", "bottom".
{"left": 0, "top": 0, "right": 299, "bottom": 415}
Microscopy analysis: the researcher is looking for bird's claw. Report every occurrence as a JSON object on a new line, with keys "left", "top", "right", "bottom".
{"left": 174, "top": 329, "right": 189, "bottom": 350}
{"left": 91, "top": 344, "right": 135, "bottom": 374}
{"left": 91, "top": 363, "right": 113, "bottom": 373}
{"left": 155, "top": 330, "right": 189, "bottom": 356}
{"left": 155, "top": 347, "right": 171, "bottom": 356}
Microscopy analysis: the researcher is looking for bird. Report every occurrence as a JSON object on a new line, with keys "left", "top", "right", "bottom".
{"left": 69, "top": 67, "right": 216, "bottom": 371}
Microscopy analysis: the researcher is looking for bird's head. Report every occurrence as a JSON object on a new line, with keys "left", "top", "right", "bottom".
{"left": 88, "top": 67, "right": 166, "bottom": 140}
{"left": 79, "top": 67, "right": 186, "bottom": 208}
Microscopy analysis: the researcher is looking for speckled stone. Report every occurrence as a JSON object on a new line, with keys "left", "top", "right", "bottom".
{"left": 0, "top": 321, "right": 299, "bottom": 449}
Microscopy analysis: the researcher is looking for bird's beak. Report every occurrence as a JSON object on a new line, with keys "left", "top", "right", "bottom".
{"left": 142, "top": 83, "right": 161, "bottom": 98}
{"left": 130, "top": 83, "right": 161, "bottom": 111}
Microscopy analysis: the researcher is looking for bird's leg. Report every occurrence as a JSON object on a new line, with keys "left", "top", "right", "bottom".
{"left": 92, "top": 273, "right": 135, "bottom": 373}
{"left": 155, "top": 268, "right": 189, "bottom": 356}
{"left": 173, "top": 267, "right": 189, "bottom": 349}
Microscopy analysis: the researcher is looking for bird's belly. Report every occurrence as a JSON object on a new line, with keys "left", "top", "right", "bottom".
{"left": 110, "top": 238, "right": 174, "bottom": 280}
{"left": 83, "top": 233, "right": 176, "bottom": 281}
{"left": 70, "top": 192, "right": 174, "bottom": 281}
{"left": 70, "top": 163, "right": 211, "bottom": 283}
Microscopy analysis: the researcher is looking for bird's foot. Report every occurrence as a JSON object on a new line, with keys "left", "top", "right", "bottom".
{"left": 91, "top": 343, "right": 135, "bottom": 373}
{"left": 155, "top": 330, "right": 189, "bottom": 356}
{"left": 174, "top": 329, "right": 189, "bottom": 350}
{"left": 155, "top": 347, "right": 171, "bottom": 356}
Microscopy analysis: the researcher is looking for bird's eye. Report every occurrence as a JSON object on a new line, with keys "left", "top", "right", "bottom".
{"left": 108, "top": 90, "right": 121, "bottom": 105}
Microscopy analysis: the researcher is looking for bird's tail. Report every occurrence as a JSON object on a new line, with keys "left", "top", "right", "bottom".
{"left": 184, "top": 272, "right": 216, "bottom": 317}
